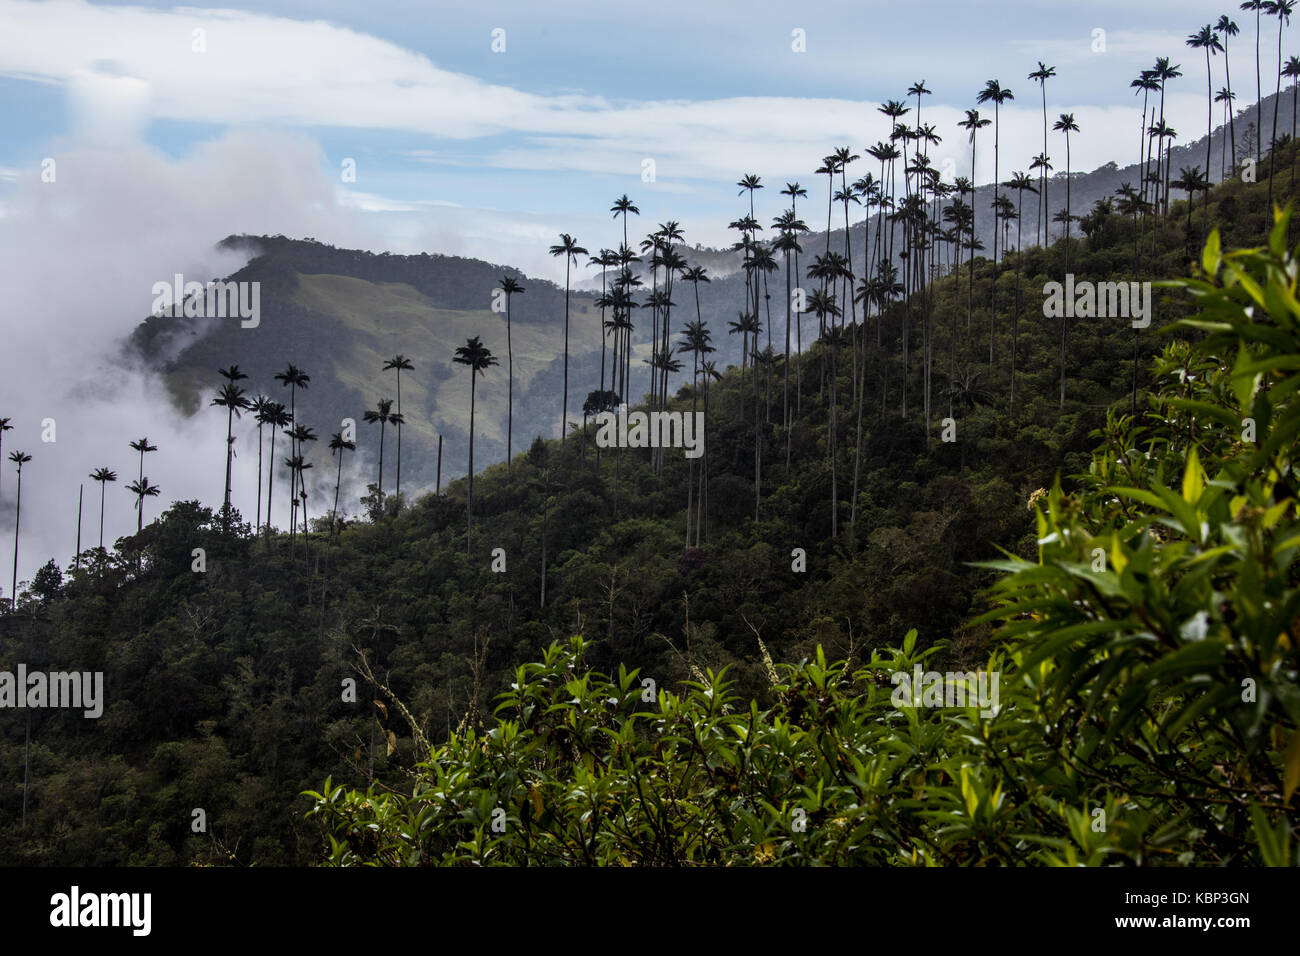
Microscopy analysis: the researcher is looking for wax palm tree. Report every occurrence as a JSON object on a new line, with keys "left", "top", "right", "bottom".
{"left": 129, "top": 437, "right": 157, "bottom": 488}
{"left": 127, "top": 476, "right": 159, "bottom": 534}
{"left": 1269, "top": 1, "right": 1295, "bottom": 209}
{"left": 287, "top": 424, "right": 317, "bottom": 536}
{"left": 262, "top": 402, "right": 290, "bottom": 534}
{"left": 1188, "top": 25, "right": 1225, "bottom": 184}
{"left": 382, "top": 355, "right": 413, "bottom": 498}
{"left": 362, "top": 399, "right": 394, "bottom": 503}
{"left": 1006, "top": 171, "right": 1037, "bottom": 414}
{"left": 492, "top": 278, "right": 524, "bottom": 471}
{"left": 211, "top": 378, "right": 250, "bottom": 526}
{"left": 1153, "top": 58, "right": 1183, "bottom": 216}
{"left": 8, "top": 451, "right": 30, "bottom": 610}
{"left": 296, "top": 458, "right": 314, "bottom": 557}
{"left": 549, "top": 234, "right": 588, "bottom": 443}
{"left": 1284, "top": 54, "right": 1300, "bottom": 140}
{"left": 1028, "top": 62, "right": 1056, "bottom": 241}
{"left": 247, "top": 395, "right": 271, "bottom": 531}
{"left": 274, "top": 364, "right": 310, "bottom": 529}
{"left": 1243, "top": 1, "right": 1267, "bottom": 161}
{"left": 976, "top": 80, "right": 1014, "bottom": 266}
{"left": 1217, "top": 16, "right": 1241, "bottom": 169}
{"left": 1217, "top": 87, "right": 1238, "bottom": 175}
{"left": 327, "top": 431, "right": 355, "bottom": 533}
{"left": 1173, "top": 165, "right": 1210, "bottom": 242}
{"left": 453, "top": 336, "right": 498, "bottom": 555}
{"left": 0, "top": 418, "right": 10, "bottom": 502}
{"left": 1131, "top": 71, "right": 1161, "bottom": 209}
{"left": 610, "top": 195, "right": 639, "bottom": 252}
{"left": 1148, "top": 118, "right": 1179, "bottom": 219}
{"left": 1053, "top": 113, "right": 1081, "bottom": 264}
{"left": 958, "top": 109, "right": 991, "bottom": 330}
{"left": 89, "top": 467, "right": 116, "bottom": 550}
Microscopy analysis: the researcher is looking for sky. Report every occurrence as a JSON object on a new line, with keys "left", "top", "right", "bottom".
{"left": 0, "top": 0, "right": 1288, "bottom": 589}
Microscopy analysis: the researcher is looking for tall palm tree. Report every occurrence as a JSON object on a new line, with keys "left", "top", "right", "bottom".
{"left": 295, "top": 458, "right": 314, "bottom": 557}
{"left": 1028, "top": 62, "right": 1057, "bottom": 242}
{"left": 127, "top": 476, "right": 159, "bottom": 534}
{"left": 1285, "top": 55, "right": 1300, "bottom": 138}
{"left": 1053, "top": 113, "right": 1081, "bottom": 263}
{"left": 1189, "top": 25, "right": 1225, "bottom": 184}
{"left": 958, "top": 109, "right": 991, "bottom": 332}
{"left": 211, "top": 376, "right": 250, "bottom": 526}
{"left": 494, "top": 278, "right": 524, "bottom": 471}
{"left": 362, "top": 399, "right": 393, "bottom": 503}
{"left": 1217, "top": 16, "right": 1241, "bottom": 170}
{"left": 610, "top": 195, "right": 640, "bottom": 253}
{"left": 129, "top": 437, "right": 157, "bottom": 489}
{"left": 90, "top": 467, "right": 117, "bottom": 550}
{"left": 1006, "top": 171, "right": 1037, "bottom": 414}
{"left": 1243, "top": 0, "right": 1266, "bottom": 161}
{"left": 8, "top": 451, "right": 30, "bottom": 610}
{"left": 0, "top": 418, "right": 10, "bottom": 503}
{"left": 976, "top": 80, "right": 1015, "bottom": 267}
{"left": 274, "top": 364, "right": 310, "bottom": 531}
{"left": 382, "top": 355, "right": 414, "bottom": 499}
{"left": 549, "top": 234, "right": 588, "bottom": 443}
{"left": 1217, "top": 87, "right": 1238, "bottom": 176}
{"left": 1173, "top": 165, "right": 1211, "bottom": 241}
{"left": 287, "top": 424, "right": 317, "bottom": 538}
{"left": 1131, "top": 70, "right": 1161, "bottom": 209}
{"left": 1153, "top": 57, "right": 1184, "bottom": 217}
{"left": 262, "top": 402, "right": 290, "bottom": 534}
{"left": 248, "top": 395, "right": 271, "bottom": 531}
{"left": 453, "top": 336, "right": 498, "bottom": 556}
{"left": 1274, "top": 2, "right": 1300, "bottom": 209}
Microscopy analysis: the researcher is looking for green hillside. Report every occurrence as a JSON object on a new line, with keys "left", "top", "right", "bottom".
{"left": 4, "top": 141, "right": 1300, "bottom": 866}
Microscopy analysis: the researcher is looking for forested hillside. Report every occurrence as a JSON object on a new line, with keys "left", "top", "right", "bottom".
{"left": 3, "top": 132, "right": 1299, "bottom": 866}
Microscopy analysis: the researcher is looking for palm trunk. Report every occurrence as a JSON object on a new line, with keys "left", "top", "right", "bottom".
{"left": 562, "top": 260, "right": 571, "bottom": 443}
{"left": 395, "top": 370, "right": 403, "bottom": 499}
{"left": 467, "top": 373, "right": 477, "bottom": 556}
{"left": 507, "top": 300, "right": 514, "bottom": 471}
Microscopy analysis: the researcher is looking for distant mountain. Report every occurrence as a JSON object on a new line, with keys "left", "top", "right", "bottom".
{"left": 129, "top": 235, "right": 766, "bottom": 495}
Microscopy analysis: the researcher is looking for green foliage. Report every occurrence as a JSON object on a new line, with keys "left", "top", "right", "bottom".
{"left": 306, "top": 216, "right": 1300, "bottom": 866}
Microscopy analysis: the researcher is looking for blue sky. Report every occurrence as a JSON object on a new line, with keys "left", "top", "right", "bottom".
{"left": 0, "top": 0, "right": 1274, "bottom": 277}
{"left": 0, "top": 0, "right": 1290, "bottom": 586}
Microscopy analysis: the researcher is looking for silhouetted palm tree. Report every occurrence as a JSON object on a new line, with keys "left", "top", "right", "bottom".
{"left": 1269, "top": 1, "right": 1296, "bottom": 209}
{"left": 383, "top": 355, "right": 414, "bottom": 499}
{"left": 453, "top": 336, "right": 498, "bottom": 555}
{"left": 0, "top": 418, "right": 10, "bottom": 503}
{"left": 274, "top": 364, "right": 310, "bottom": 530}
{"left": 1243, "top": 0, "right": 1267, "bottom": 161}
{"left": 262, "top": 403, "right": 290, "bottom": 535}
{"left": 1188, "top": 25, "right": 1225, "bottom": 184}
{"left": 90, "top": 467, "right": 117, "bottom": 550}
{"left": 1217, "top": 16, "right": 1241, "bottom": 169}
{"left": 549, "top": 234, "right": 588, "bottom": 443}
{"left": 610, "top": 194, "right": 640, "bottom": 252}
{"left": 496, "top": 277, "right": 524, "bottom": 471}
{"left": 211, "top": 371, "right": 250, "bottom": 527}
{"left": 1028, "top": 62, "right": 1057, "bottom": 241}
{"left": 8, "top": 450, "right": 30, "bottom": 610}
{"left": 129, "top": 437, "right": 157, "bottom": 489}
{"left": 1053, "top": 112, "right": 1081, "bottom": 264}
{"left": 328, "top": 431, "right": 356, "bottom": 531}
{"left": 362, "top": 399, "right": 393, "bottom": 503}
{"left": 127, "top": 476, "right": 159, "bottom": 534}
